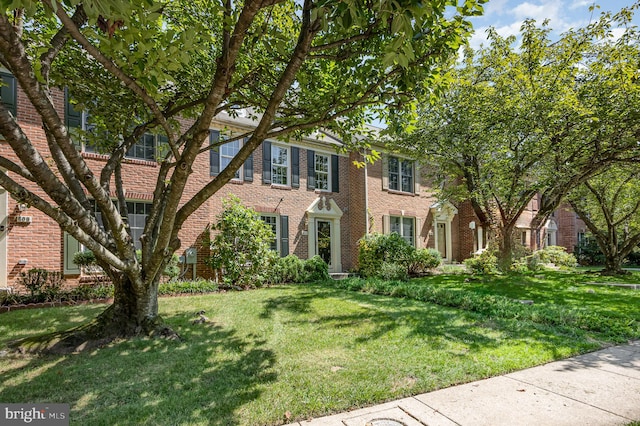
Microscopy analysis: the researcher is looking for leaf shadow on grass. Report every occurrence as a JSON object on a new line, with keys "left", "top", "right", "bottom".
{"left": 0, "top": 315, "right": 276, "bottom": 426}
{"left": 259, "top": 284, "right": 587, "bottom": 361}
{"left": 417, "top": 272, "right": 640, "bottom": 320}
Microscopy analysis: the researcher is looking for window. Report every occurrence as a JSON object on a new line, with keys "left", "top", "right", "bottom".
{"left": 314, "top": 153, "right": 329, "bottom": 190}
{"left": 260, "top": 214, "right": 289, "bottom": 257}
{"left": 65, "top": 89, "right": 95, "bottom": 151}
{"left": 388, "top": 156, "right": 413, "bottom": 193}
{"left": 88, "top": 199, "right": 151, "bottom": 249}
{"left": 260, "top": 215, "right": 278, "bottom": 252}
{"left": 220, "top": 139, "right": 241, "bottom": 179}
{"left": 0, "top": 72, "right": 17, "bottom": 117}
{"left": 307, "top": 150, "right": 339, "bottom": 192}
{"left": 127, "top": 201, "right": 152, "bottom": 250}
{"left": 390, "top": 216, "right": 415, "bottom": 246}
{"left": 271, "top": 145, "right": 289, "bottom": 185}
{"left": 210, "top": 131, "right": 253, "bottom": 180}
{"left": 126, "top": 133, "right": 167, "bottom": 162}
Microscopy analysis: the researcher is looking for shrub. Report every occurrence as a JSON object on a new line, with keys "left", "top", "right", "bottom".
{"left": 358, "top": 233, "right": 413, "bottom": 278}
{"left": 378, "top": 262, "right": 409, "bottom": 281}
{"left": 531, "top": 246, "right": 577, "bottom": 269}
{"left": 206, "top": 196, "right": 278, "bottom": 287}
{"left": 73, "top": 250, "right": 96, "bottom": 267}
{"left": 464, "top": 249, "right": 498, "bottom": 275}
{"left": 17, "top": 269, "right": 65, "bottom": 302}
{"left": 407, "top": 248, "right": 441, "bottom": 276}
{"left": 303, "top": 255, "right": 330, "bottom": 282}
{"left": 575, "top": 237, "right": 605, "bottom": 266}
{"left": 158, "top": 279, "right": 218, "bottom": 295}
{"left": 272, "top": 254, "right": 305, "bottom": 283}
{"left": 18, "top": 268, "right": 49, "bottom": 297}
{"left": 70, "top": 283, "right": 114, "bottom": 300}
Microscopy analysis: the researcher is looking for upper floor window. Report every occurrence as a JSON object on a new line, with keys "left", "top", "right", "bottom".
{"left": 314, "top": 153, "right": 329, "bottom": 190}
{"left": 125, "top": 133, "right": 168, "bottom": 162}
{"left": 65, "top": 89, "right": 100, "bottom": 152}
{"left": 306, "top": 150, "right": 339, "bottom": 192}
{"left": 389, "top": 156, "right": 413, "bottom": 193}
{"left": 0, "top": 72, "right": 17, "bottom": 117}
{"left": 220, "top": 139, "right": 241, "bottom": 179}
{"left": 271, "top": 145, "right": 289, "bottom": 186}
{"left": 262, "top": 141, "right": 298, "bottom": 188}
{"left": 390, "top": 215, "right": 415, "bottom": 246}
{"left": 210, "top": 130, "right": 253, "bottom": 181}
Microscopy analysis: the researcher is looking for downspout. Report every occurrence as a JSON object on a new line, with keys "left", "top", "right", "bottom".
{"left": 363, "top": 148, "right": 369, "bottom": 235}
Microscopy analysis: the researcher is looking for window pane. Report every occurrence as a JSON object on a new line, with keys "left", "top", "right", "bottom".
{"left": 315, "top": 153, "right": 329, "bottom": 190}
{"left": 260, "top": 215, "right": 278, "bottom": 251}
{"left": 390, "top": 216, "right": 401, "bottom": 234}
{"left": 271, "top": 146, "right": 289, "bottom": 185}
{"left": 388, "top": 157, "right": 399, "bottom": 173}
{"left": 403, "top": 217, "right": 414, "bottom": 245}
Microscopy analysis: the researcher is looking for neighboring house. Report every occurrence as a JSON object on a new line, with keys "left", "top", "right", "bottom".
{"left": 0, "top": 78, "right": 582, "bottom": 292}
{"left": 515, "top": 195, "right": 586, "bottom": 253}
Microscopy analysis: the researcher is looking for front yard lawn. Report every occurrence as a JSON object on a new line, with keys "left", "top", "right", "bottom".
{"left": 0, "top": 278, "right": 637, "bottom": 425}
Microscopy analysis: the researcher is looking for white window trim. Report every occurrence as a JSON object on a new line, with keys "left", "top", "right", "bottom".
{"left": 271, "top": 144, "right": 290, "bottom": 186}
{"left": 260, "top": 214, "right": 279, "bottom": 253}
{"left": 219, "top": 138, "right": 243, "bottom": 180}
{"left": 389, "top": 215, "right": 416, "bottom": 247}
{"left": 313, "top": 151, "right": 331, "bottom": 192}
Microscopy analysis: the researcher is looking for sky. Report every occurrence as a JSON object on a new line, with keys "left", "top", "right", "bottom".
{"left": 467, "top": 0, "right": 639, "bottom": 49}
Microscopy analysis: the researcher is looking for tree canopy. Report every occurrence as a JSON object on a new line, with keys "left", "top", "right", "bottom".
{"left": 569, "top": 164, "right": 640, "bottom": 274}
{"left": 0, "top": 0, "right": 484, "bottom": 345}
{"left": 389, "top": 4, "right": 640, "bottom": 268}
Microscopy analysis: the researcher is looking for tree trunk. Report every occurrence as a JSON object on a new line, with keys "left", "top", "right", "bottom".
{"left": 497, "top": 225, "right": 515, "bottom": 271}
{"left": 601, "top": 251, "right": 626, "bottom": 276}
{"left": 94, "top": 275, "right": 165, "bottom": 338}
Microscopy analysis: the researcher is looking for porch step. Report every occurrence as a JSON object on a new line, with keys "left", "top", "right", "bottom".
{"left": 330, "top": 273, "right": 350, "bottom": 280}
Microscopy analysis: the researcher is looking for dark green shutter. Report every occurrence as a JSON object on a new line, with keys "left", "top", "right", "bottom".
{"left": 331, "top": 155, "right": 339, "bottom": 193}
{"left": 243, "top": 142, "right": 253, "bottom": 182}
{"left": 262, "top": 141, "right": 272, "bottom": 184}
{"left": 63, "top": 232, "right": 81, "bottom": 275}
{"left": 210, "top": 130, "right": 220, "bottom": 176}
{"left": 291, "top": 146, "right": 299, "bottom": 188}
{"left": 280, "top": 215, "right": 289, "bottom": 257}
{"left": 0, "top": 73, "right": 16, "bottom": 117}
{"left": 307, "top": 149, "right": 315, "bottom": 190}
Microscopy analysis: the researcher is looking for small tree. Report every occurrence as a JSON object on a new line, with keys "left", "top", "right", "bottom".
{"left": 207, "top": 196, "right": 277, "bottom": 287}
{"left": 568, "top": 165, "right": 640, "bottom": 275}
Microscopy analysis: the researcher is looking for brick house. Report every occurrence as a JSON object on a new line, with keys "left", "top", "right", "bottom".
{"left": 0, "top": 74, "right": 583, "bottom": 292}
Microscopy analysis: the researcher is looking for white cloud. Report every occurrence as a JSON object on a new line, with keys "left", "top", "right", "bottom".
{"left": 512, "top": 1, "right": 562, "bottom": 24}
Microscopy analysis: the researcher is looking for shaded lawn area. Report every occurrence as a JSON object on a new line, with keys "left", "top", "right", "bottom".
{"left": 0, "top": 283, "right": 630, "bottom": 425}
{"left": 414, "top": 269, "right": 640, "bottom": 320}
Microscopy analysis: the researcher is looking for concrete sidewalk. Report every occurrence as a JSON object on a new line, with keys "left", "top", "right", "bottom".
{"left": 285, "top": 341, "right": 640, "bottom": 426}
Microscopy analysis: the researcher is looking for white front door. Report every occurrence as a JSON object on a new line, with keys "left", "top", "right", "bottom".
{"left": 0, "top": 189, "right": 7, "bottom": 287}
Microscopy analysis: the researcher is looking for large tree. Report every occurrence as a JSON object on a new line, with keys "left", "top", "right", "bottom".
{"left": 0, "top": 0, "right": 483, "bottom": 347}
{"left": 569, "top": 165, "right": 640, "bottom": 275}
{"left": 390, "top": 5, "right": 640, "bottom": 269}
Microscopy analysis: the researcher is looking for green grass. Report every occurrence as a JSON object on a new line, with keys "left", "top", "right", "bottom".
{"left": 415, "top": 269, "right": 640, "bottom": 319}
{"left": 0, "top": 280, "right": 637, "bottom": 425}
